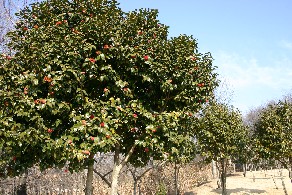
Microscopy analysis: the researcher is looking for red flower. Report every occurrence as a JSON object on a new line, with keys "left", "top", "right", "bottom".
{"left": 23, "top": 27, "right": 28, "bottom": 31}
{"left": 191, "top": 56, "right": 196, "bottom": 61}
{"left": 55, "top": 21, "right": 62, "bottom": 26}
{"left": 47, "top": 128, "right": 53, "bottom": 133}
{"left": 81, "top": 120, "right": 86, "bottom": 126}
{"left": 71, "top": 28, "right": 80, "bottom": 34}
{"left": 24, "top": 87, "right": 28, "bottom": 94}
{"left": 100, "top": 122, "right": 105, "bottom": 127}
{"left": 56, "top": 21, "right": 62, "bottom": 26}
{"left": 44, "top": 76, "right": 52, "bottom": 82}
{"left": 144, "top": 148, "right": 149, "bottom": 152}
{"left": 144, "top": 55, "right": 149, "bottom": 61}
{"left": 82, "top": 150, "right": 90, "bottom": 155}
{"left": 131, "top": 127, "right": 137, "bottom": 132}
{"left": 89, "top": 114, "right": 95, "bottom": 119}
{"left": 89, "top": 58, "right": 96, "bottom": 63}
{"left": 39, "top": 99, "right": 46, "bottom": 104}
{"left": 133, "top": 113, "right": 138, "bottom": 118}
{"left": 104, "top": 45, "right": 109, "bottom": 49}
{"left": 197, "top": 83, "right": 204, "bottom": 87}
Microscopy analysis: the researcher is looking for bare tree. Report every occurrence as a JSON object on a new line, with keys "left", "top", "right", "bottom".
{"left": 214, "top": 77, "right": 234, "bottom": 105}
{"left": 0, "top": 0, "right": 33, "bottom": 52}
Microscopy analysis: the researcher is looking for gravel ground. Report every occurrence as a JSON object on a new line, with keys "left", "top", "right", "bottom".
{"left": 192, "top": 169, "right": 292, "bottom": 195}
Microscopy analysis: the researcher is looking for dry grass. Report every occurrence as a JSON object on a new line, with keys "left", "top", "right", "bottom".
{"left": 0, "top": 162, "right": 212, "bottom": 195}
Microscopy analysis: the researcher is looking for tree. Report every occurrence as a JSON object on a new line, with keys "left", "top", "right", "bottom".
{"left": 0, "top": 0, "right": 218, "bottom": 194}
{"left": 253, "top": 99, "right": 292, "bottom": 182}
{"left": 243, "top": 104, "right": 272, "bottom": 175}
{"left": 194, "top": 102, "right": 248, "bottom": 195}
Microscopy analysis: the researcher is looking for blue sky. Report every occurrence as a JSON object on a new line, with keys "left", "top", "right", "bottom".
{"left": 119, "top": 0, "right": 292, "bottom": 115}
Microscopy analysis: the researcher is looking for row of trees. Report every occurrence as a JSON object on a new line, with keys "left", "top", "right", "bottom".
{"left": 246, "top": 97, "right": 292, "bottom": 182}
{"left": 0, "top": 0, "right": 291, "bottom": 195}
{"left": 0, "top": 0, "right": 219, "bottom": 194}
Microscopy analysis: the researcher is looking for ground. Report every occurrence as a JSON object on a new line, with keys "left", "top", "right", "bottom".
{"left": 191, "top": 169, "right": 292, "bottom": 195}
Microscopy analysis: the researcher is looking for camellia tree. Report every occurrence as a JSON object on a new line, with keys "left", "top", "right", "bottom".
{"left": 253, "top": 99, "right": 292, "bottom": 183}
{"left": 194, "top": 102, "right": 248, "bottom": 195}
{"left": 0, "top": 0, "right": 218, "bottom": 194}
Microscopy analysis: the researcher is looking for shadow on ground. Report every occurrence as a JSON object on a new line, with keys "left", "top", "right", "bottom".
{"left": 211, "top": 188, "right": 267, "bottom": 194}
{"left": 196, "top": 180, "right": 212, "bottom": 187}
{"left": 251, "top": 177, "right": 272, "bottom": 180}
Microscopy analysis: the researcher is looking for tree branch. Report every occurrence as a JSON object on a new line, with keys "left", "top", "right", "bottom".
{"left": 120, "top": 142, "right": 137, "bottom": 168}
{"left": 136, "top": 160, "right": 166, "bottom": 181}
{"left": 93, "top": 169, "right": 112, "bottom": 188}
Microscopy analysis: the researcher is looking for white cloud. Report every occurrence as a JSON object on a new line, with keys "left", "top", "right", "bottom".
{"left": 279, "top": 40, "right": 292, "bottom": 50}
{"left": 213, "top": 51, "right": 292, "bottom": 114}
{"left": 214, "top": 51, "right": 292, "bottom": 90}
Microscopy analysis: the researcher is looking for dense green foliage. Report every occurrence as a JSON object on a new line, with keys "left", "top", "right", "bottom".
{"left": 0, "top": 0, "right": 218, "bottom": 180}
{"left": 194, "top": 102, "right": 248, "bottom": 195}
{"left": 195, "top": 102, "right": 248, "bottom": 162}
{"left": 253, "top": 100, "right": 292, "bottom": 171}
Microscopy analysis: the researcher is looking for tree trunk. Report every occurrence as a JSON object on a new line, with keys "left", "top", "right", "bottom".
{"left": 243, "top": 164, "right": 247, "bottom": 177}
{"left": 221, "top": 158, "right": 227, "bottom": 195}
{"left": 16, "top": 169, "right": 28, "bottom": 195}
{"left": 85, "top": 154, "right": 95, "bottom": 195}
{"left": 288, "top": 158, "right": 292, "bottom": 183}
{"left": 288, "top": 167, "right": 292, "bottom": 183}
{"left": 133, "top": 179, "right": 138, "bottom": 195}
{"left": 110, "top": 144, "right": 122, "bottom": 195}
{"left": 215, "top": 160, "right": 221, "bottom": 189}
{"left": 174, "top": 162, "right": 179, "bottom": 195}
{"left": 111, "top": 164, "right": 122, "bottom": 195}
{"left": 212, "top": 160, "right": 217, "bottom": 179}
{"left": 110, "top": 143, "right": 136, "bottom": 195}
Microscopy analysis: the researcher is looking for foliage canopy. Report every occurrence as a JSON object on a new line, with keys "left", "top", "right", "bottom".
{"left": 0, "top": 0, "right": 218, "bottom": 180}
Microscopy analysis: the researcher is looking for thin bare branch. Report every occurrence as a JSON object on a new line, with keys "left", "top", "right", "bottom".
{"left": 93, "top": 168, "right": 112, "bottom": 188}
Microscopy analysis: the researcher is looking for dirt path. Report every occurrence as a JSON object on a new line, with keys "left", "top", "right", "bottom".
{"left": 192, "top": 169, "right": 292, "bottom": 195}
